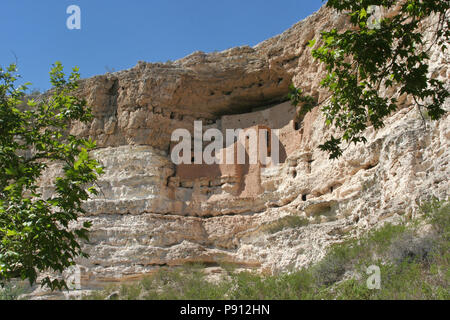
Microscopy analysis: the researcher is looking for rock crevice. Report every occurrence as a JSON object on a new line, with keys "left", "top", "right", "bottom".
{"left": 34, "top": 5, "right": 449, "bottom": 291}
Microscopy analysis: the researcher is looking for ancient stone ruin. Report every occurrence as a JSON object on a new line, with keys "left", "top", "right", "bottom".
{"left": 35, "top": 5, "right": 449, "bottom": 294}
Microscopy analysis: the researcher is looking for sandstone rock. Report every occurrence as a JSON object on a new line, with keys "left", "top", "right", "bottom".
{"left": 31, "top": 5, "right": 449, "bottom": 296}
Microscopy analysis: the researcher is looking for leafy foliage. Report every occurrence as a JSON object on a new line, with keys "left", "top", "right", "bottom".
{"left": 83, "top": 200, "right": 449, "bottom": 300}
{"left": 0, "top": 63, "right": 103, "bottom": 290}
{"left": 288, "top": 84, "right": 318, "bottom": 119}
{"left": 0, "top": 281, "right": 29, "bottom": 300}
{"left": 291, "top": 0, "right": 449, "bottom": 159}
{"left": 262, "top": 215, "right": 310, "bottom": 234}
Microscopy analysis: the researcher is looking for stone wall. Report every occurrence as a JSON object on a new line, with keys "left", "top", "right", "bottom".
{"left": 30, "top": 5, "right": 449, "bottom": 298}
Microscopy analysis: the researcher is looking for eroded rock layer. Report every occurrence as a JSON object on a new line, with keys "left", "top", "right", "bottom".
{"left": 35, "top": 5, "right": 449, "bottom": 294}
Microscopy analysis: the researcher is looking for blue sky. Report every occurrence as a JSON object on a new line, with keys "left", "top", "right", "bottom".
{"left": 1, "top": 0, "right": 324, "bottom": 91}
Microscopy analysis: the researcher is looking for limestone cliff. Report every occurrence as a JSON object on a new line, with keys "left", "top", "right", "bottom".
{"left": 36, "top": 5, "right": 449, "bottom": 293}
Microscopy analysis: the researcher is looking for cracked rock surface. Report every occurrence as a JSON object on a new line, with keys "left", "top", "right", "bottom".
{"left": 30, "top": 5, "right": 449, "bottom": 297}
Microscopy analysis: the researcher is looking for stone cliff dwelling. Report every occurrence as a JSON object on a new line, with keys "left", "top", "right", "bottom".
{"left": 35, "top": 5, "right": 448, "bottom": 290}
{"left": 174, "top": 101, "right": 299, "bottom": 199}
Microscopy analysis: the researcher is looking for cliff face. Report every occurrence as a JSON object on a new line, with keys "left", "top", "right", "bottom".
{"left": 38, "top": 6, "right": 449, "bottom": 291}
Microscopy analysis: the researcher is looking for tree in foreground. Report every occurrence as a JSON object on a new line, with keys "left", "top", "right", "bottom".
{"left": 290, "top": 0, "right": 449, "bottom": 159}
{"left": 0, "top": 62, "right": 103, "bottom": 290}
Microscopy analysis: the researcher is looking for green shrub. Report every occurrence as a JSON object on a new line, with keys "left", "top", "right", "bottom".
{"left": 119, "top": 283, "right": 142, "bottom": 300}
{"left": 82, "top": 200, "right": 449, "bottom": 300}
{"left": 0, "top": 282, "right": 28, "bottom": 300}
{"left": 422, "top": 198, "right": 450, "bottom": 235}
{"left": 312, "top": 243, "right": 355, "bottom": 286}
{"left": 388, "top": 231, "right": 437, "bottom": 265}
{"left": 264, "top": 215, "right": 309, "bottom": 234}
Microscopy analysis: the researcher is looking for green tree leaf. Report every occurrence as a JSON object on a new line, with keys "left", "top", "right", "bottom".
{"left": 0, "top": 63, "right": 102, "bottom": 291}
{"left": 290, "top": 0, "right": 449, "bottom": 159}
